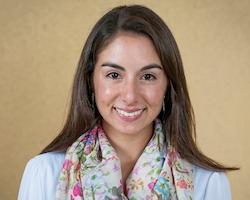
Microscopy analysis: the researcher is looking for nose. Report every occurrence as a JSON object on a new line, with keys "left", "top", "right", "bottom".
{"left": 120, "top": 78, "right": 138, "bottom": 105}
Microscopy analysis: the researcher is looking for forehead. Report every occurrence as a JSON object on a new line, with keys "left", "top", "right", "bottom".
{"left": 96, "top": 32, "right": 162, "bottom": 68}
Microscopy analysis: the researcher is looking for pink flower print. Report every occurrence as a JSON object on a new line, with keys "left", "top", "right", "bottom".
{"left": 73, "top": 183, "right": 83, "bottom": 197}
{"left": 109, "top": 155, "right": 119, "bottom": 160}
{"left": 169, "top": 149, "right": 178, "bottom": 161}
{"left": 161, "top": 171, "right": 167, "bottom": 177}
{"left": 176, "top": 179, "right": 187, "bottom": 189}
{"left": 167, "top": 150, "right": 178, "bottom": 167}
{"left": 167, "top": 159, "right": 172, "bottom": 166}
{"left": 63, "top": 159, "right": 73, "bottom": 170}
{"left": 148, "top": 179, "right": 157, "bottom": 190}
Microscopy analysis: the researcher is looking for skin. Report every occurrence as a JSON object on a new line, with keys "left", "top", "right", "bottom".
{"left": 93, "top": 32, "right": 168, "bottom": 189}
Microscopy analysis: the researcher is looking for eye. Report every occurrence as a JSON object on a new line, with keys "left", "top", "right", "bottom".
{"left": 141, "top": 73, "right": 156, "bottom": 81}
{"left": 106, "top": 72, "right": 120, "bottom": 79}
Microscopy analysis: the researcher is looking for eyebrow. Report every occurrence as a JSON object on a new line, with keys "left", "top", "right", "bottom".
{"left": 101, "top": 62, "right": 163, "bottom": 71}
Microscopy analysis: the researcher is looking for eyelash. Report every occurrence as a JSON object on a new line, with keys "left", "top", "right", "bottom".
{"left": 141, "top": 74, "right": 156, "bottom": 81}
{"left": 106, "top": 72, "right": 120, "bottom": 79}
{"left": 106, "top": 72, "right": 157, "bottom": 81}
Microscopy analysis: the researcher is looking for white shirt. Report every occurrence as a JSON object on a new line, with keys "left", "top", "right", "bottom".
{"left": 18, "top": 152, "right": 232, "bottom": 200}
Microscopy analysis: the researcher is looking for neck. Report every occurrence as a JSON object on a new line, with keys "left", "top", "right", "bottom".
{"left": 101, "top": 121, "right": 154, "bottom": 187}
{"left": 102, "top": 122, "right": 154, "bottom": 162}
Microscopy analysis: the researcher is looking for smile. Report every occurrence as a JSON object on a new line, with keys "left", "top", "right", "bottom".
{"left": 114, "top": 107, "right": 144, "bottom": 118}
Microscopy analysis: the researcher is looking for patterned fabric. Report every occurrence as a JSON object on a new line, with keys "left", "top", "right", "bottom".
{"left": 56, "top": 119, "right": 194, "bottom": 199}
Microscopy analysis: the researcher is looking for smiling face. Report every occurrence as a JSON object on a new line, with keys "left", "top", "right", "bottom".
{"left": 93, "top": 32, "right": 167, "bottom": 137}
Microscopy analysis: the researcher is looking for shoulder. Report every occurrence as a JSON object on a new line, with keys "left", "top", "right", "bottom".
{"left": 194, "top": 166, "right": 232, "bottom": 200}
{"left": 18, "top": 152, "right": 65, "bottom": 200}
{"left": 23, "top": 151, "right": 65, "bottom": 178}
{"left": 26, "top": 151, "right": 65, "bottom": 169}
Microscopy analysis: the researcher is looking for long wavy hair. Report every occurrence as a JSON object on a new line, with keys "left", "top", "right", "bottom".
{"left": 41, "top": 5, "right": 238, "bottom": 171}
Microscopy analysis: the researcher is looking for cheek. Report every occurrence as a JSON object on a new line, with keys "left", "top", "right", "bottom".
{"left": 143, "top": 88, "right": 165, "bottom": 106}
{"left": 94, "top": 78, "right": 116, "bottom": 105}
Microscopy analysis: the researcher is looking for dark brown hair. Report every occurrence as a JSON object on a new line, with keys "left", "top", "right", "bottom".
{"left": 41, "top": 5, "right": 238, "bottom": 171}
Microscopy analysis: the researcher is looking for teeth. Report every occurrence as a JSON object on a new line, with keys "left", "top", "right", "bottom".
{"left": 115, "top": 108, "right": 143, "bottom": 117}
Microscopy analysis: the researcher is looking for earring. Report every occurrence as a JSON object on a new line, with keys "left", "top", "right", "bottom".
{"left": 162, "top": 97, "right": 165, "bottom": 113}
{"left": 91, "top": 93, "right": 95, "bottom": 113}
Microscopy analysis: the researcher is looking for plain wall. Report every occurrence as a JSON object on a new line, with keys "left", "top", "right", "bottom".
{"left": 0, "top": 0, "right": 249, "bottom": 199}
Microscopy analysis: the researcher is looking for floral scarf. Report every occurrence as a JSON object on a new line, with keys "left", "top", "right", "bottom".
{"left": 56, "top": 119, "right": 194, "bottom": 199}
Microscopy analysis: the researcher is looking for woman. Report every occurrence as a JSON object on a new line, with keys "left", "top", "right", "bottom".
{"left": 18, "top": 5, "right": 238, "bottom": 200}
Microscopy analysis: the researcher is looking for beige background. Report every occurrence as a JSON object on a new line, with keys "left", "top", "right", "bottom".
{"left": 0, "top": 0, "right": 249, "bottom": 199}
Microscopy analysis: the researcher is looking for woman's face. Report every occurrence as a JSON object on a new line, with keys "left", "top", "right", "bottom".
{"left": 93, "top": 32, "right": 167, "bottom": 136}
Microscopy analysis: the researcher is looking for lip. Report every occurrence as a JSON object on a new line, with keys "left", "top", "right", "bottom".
{"left": 113, "top": 107, "right": 145, "bottom": 122}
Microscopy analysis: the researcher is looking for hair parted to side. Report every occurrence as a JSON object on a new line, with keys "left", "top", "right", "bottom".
{"left": 41, "top": 5, "right": 239, "bottom": 171}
